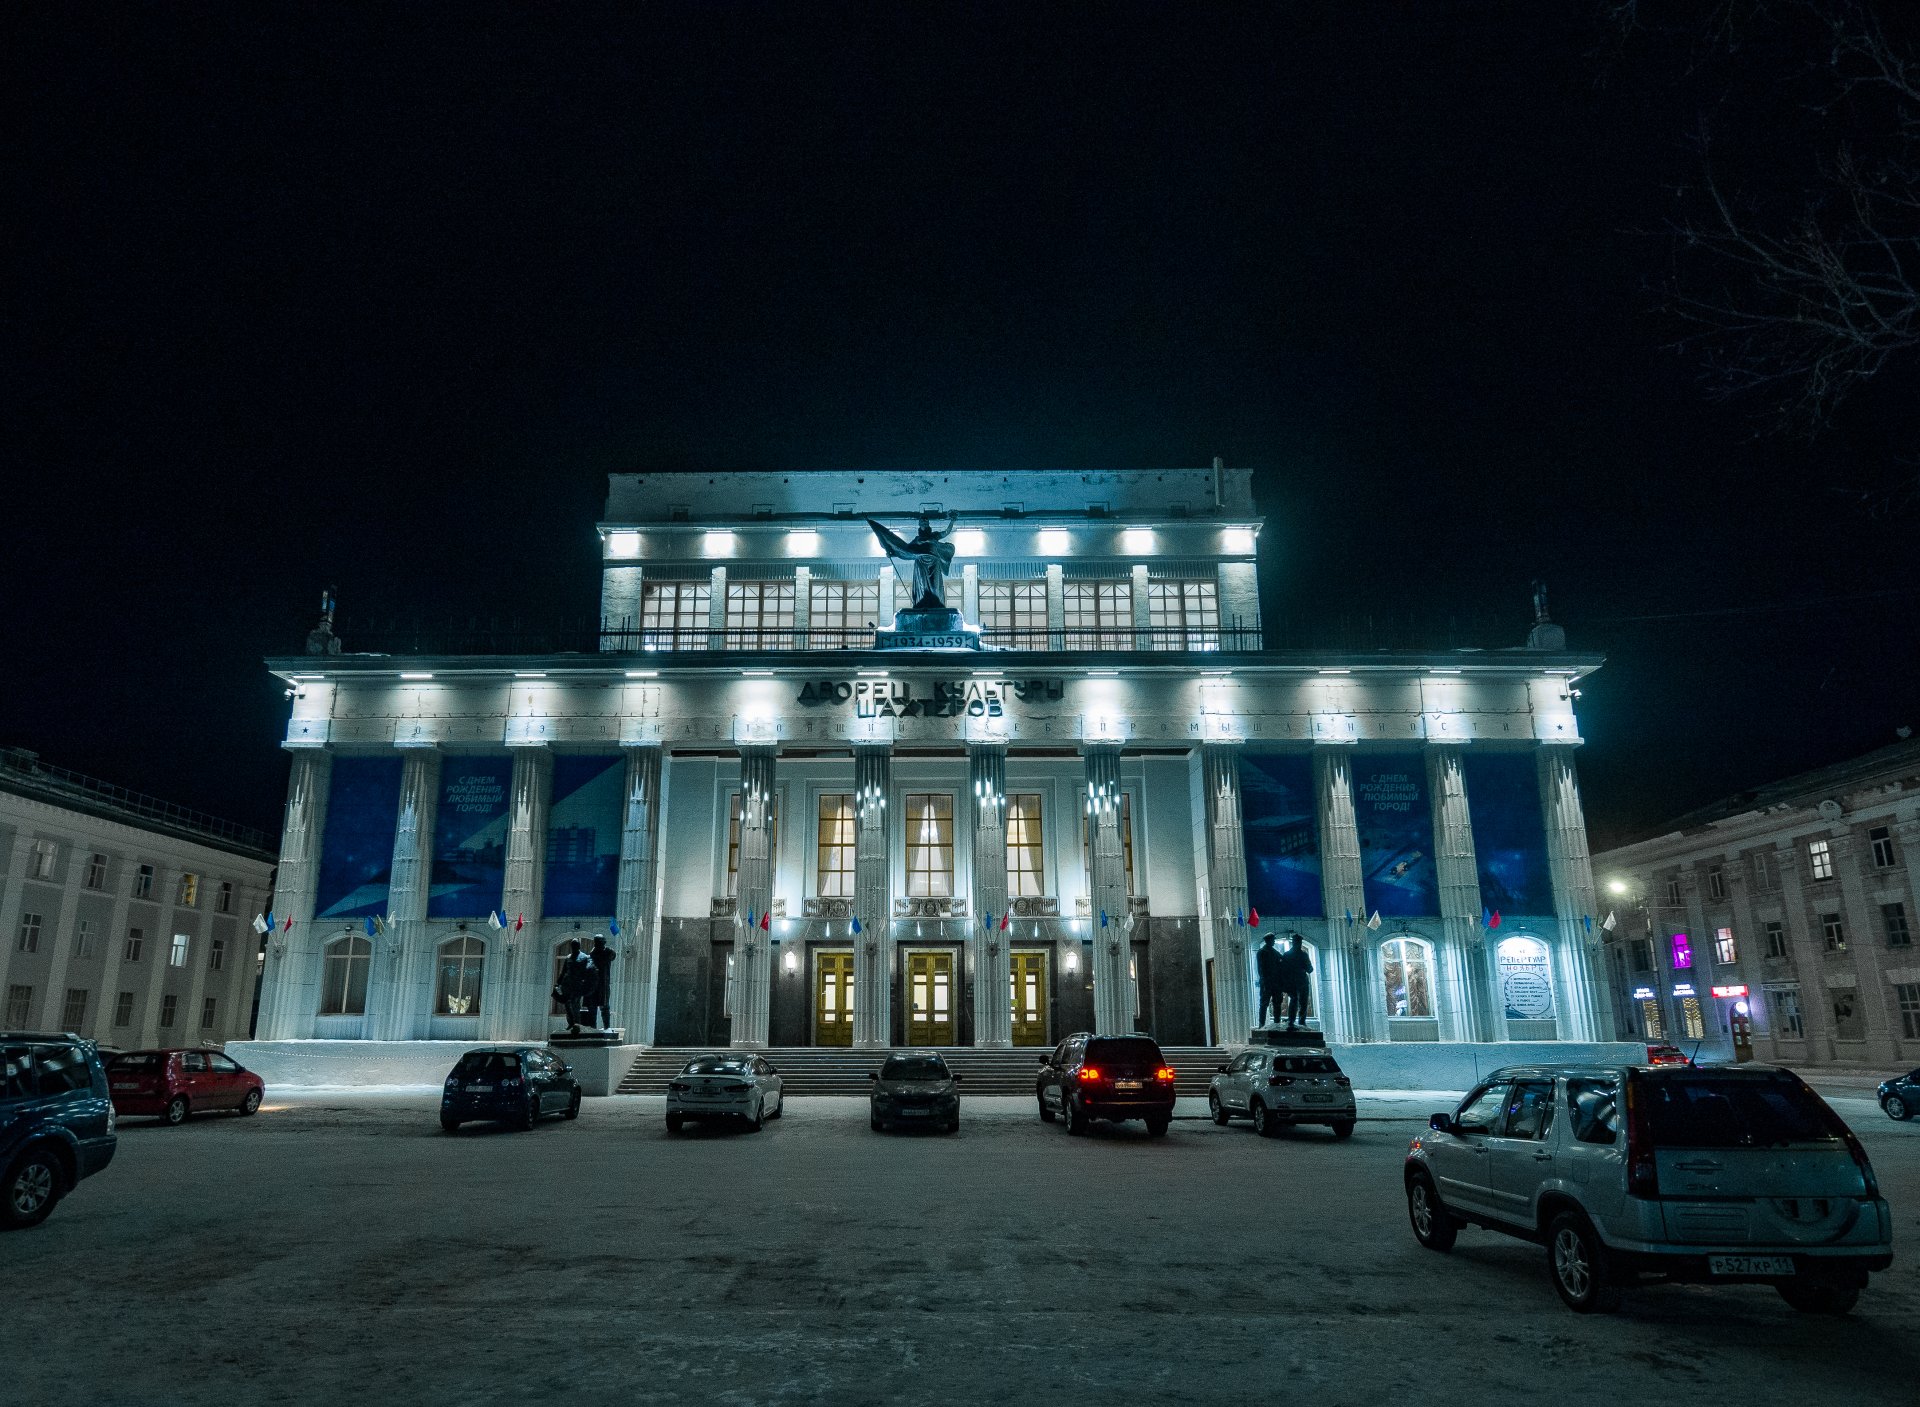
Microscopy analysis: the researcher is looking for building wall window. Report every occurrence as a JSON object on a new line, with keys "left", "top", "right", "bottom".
{"left": 1869, "top": 826, "right": 1897, "bottom": 869}
{"left": 1080, "top": 794, "right": 1136, "bottom": 895}
{"left": 1145, "top": 579, "right": 1219, "bottom": 648}
{"left": 1664, "top": 878, "right": 1681, "bottom": 905}
{"left": 169, "top": 934, "right": 190, "bottom": 968}
{"left": 1670, "top": 933, "right": 1694, "bottom": 969}
{"left": 17, "top": 913, "right": 41, "bottom": 954}
{"left": 6, "top": 986, "right": 31, "bottom": 1026}
{"left": 816, "top": 793, "right": 856, "bottom": 898}
{"left": 1714, "top": 926, "right": 1738, "bottom": 964}
{"left": 1381, "top": 937, "right": 1435, "bottom": 1019}
{"left": 1630, "top": 939, "right": 1652, "bottom": 971}
{"left": 209, "top": 937, "right": 227, "bottom": 971}
{"left": 124, "top": 929, "right": 143, "bottom": 962}
{"left": 30, "top": 840, "right": 57, "bottom": 879}
{"left": 640, "top": 580, "right": 711, "bottom": 650}
{"left": 978, "top": 580, "right": 1046, "bottom": 637}
{"left": 200, "top": 996, "right": 218, "bottom": 1030}
{"left": 904, "top": 793, "right": 955, "bottom": 899}
{"left": 1751, "top": 850, "right": 1777, "bottom": 892}
{"left": 1638, "top": 997, "right": 1664, "bottom": 1040}
{"left": 85, "top": 853, "right": 108, "bottom": 890}
{"left": 1006, "top": 794, "right": 1046, "bottom": 898}
{"left": 176, "top": 873, "right": 199, "bottom": 908}
{"left": 1831, "top": 990, "right": 1864, "bottom": 1041}
{"left": 1764, "top": 920, "right": 1787, "bottom": 959}
{"left": 1767, "top": 985, "right": 1803, "bottom": 1039}
{"left": 159, "top": 994, "right": 178, "bottom": 1029}
{"left": 112, "top": 991, "right": 134, "bottom": 1027}
{"left": 1882, "top": 902, "right": 1912, "bottom": 948}
{"left": 1821, "top": 913, "right": 1846, "bottom": 952}
{"left": 435, "top": 937, "right": 485, "bottom": 1016}
{"left": 61, "top": 989, "right": 88, "bottom": 1030}
{"left": 1706, "top": 868, "right": 1726, "bottom": 901}
{"left": 76, "top": 920, "right": 94, "bottom": 960}
{"left": 1063, "top": 580, "right": 1133, "bottom": 650}
{"left": 1678, "top": 994, "right": 1706, "bottom": 1039}
{"left": 808, "top": 580, "right": 880, "bottom": 646}
{"left": 1808, "top": 839, "right": 1834, "bottom": 881}
{"left": 725, "top": 580, "right": 795, "bottom": 647}
{"left": 1897, "top": 983, "right": 1920, "bottom": 1041}
{"left": 133, "top": 864, "right": 154, "bottom": 899}
{"left": 320, "top": 936, "right": 371, "bottom": 1016}
{"left": 215, "top": 880, "right": 234, "bottom": 914}
{"left": 726, "top": 793, "right": 780, "bottom": 898}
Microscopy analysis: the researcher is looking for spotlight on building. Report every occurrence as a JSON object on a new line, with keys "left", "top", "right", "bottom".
{"left": 1607, "top": 879, "right": 1629, "bottom": 896}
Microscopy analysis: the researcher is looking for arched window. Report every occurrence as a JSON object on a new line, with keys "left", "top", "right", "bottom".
{"left": 436, "top": 936, "right": 486, "bottom": 1016}
{"left": 1496, "top": 934, "right": 1557, "bottom": 1022}
{"left": 319, "top": 935, "right": 371, "bottom": 1015}
{"left": 1381, "top": 937, "right": 1435, "bottom": 1019}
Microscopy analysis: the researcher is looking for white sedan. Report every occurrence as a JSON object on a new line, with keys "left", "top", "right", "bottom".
{"left": 665, "top": 1053, "right": 784, "bottom": 1132}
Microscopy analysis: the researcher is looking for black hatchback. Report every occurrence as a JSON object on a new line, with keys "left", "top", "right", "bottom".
{"left": 441, "top": 1047, "right": 581, "bottom": 1132}
{"left": 1037, "top": 1033, "right": 1176, "bottom": 1136}
{"left": 3, "top": 1033, "right": 117, "bottom": 1229}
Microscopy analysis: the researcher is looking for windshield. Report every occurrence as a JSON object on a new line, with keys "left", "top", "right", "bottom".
{"left": 1273, "top": 1055, "right": 1339, "bottom": 1075}
{"left": 1086, "top": 1037, "right": 1163, "bottom": 1067}
{"left": 1635, "top": 1072, "right": 1839, "bottom": 1149}
{"left": 684, "top": 1058, "right": 749, "bottom": 1076}
{"left": 880, "top": 1057, "right": 950, "bottom": 1081}
{"left": 454, "top": 1053, "right": 519, "bottom": 1077}
{"left": 109, "top": 1053, "right": 164, "bottom": 1070}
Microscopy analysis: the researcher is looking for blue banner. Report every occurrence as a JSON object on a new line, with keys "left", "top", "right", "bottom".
{"left": 314, "top": 756, "right": 402, "bottom": 919}
{"left": 545, "top": 755, "right": 625, "bottom": 917}
{"left": 428, "top": 756, "right": 514, "bottom": 919}
{"left": 1354, "top": 754, "right": 1438, "bottom": 917}
{"left": 1239, "top": 754, "right": 1322, "bottom": 917}
{"left": 1464, "top": 752, "right": 1554, "bottom": 915}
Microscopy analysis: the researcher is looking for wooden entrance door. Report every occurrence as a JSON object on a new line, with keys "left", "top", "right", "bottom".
{"left": 1010, "top": 949, "right": 1049, "bottom": 1046}
{"left": 905, "top": 949, "right": 955, "bottom": 1046}
{"left": 814, "top": 949, "right": 854, "bottom": 1046}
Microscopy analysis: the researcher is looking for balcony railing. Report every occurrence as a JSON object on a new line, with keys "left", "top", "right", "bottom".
{"left": 0, "top": 748, "right": 273, "bottom": 856}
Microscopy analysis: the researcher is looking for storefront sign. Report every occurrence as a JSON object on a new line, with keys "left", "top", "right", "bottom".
{"left": 796, "top": 677, "right": 1062, "bottom": 718}
{"left": 1672, "top": 983, "right": 1696, "bottom": 997}
{"left": 1631, "top": 986, "right": 1656, "bottom": 1000}
{"left": 1710, "top": 984, "right": 1748, "bottom": 998}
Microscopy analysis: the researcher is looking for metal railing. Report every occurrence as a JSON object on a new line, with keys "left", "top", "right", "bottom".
{"left": 0, "top": 748, "right": 273, "bottom": 855}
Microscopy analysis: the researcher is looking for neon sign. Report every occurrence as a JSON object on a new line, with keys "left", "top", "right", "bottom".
{"left": 1711, "top": 984, "right": 1749, "bottom": 998}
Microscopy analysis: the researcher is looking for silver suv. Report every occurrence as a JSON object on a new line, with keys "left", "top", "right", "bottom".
{"left": 1209, "top": 1047, "right": 1356, "bottom": 1138}
{"left": 1404, "top": 1063, "right": 1891, "bottom": 1315}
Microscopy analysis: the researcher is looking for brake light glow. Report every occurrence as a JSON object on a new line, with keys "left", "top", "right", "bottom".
{"left": 1154, "top": 1067, "right": 1176, "bottom": 1082}
{"left": 1077, "top": 1067, "right": 1103, "bottom": 1083}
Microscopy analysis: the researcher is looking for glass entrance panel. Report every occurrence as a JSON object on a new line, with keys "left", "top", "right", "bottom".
{"left": 814, "top": 950, "right": 854, "bottom": 1047}
{"left": 906, "top": 950, "right": 955, "bottom": 1046}
{"left": 1010, "top": 949, "right": 1049, "bottom": 1046}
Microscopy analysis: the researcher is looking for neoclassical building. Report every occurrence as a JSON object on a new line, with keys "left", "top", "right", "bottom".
{"left": 253, "top": 467, "right": 1611, "bottom": 1052}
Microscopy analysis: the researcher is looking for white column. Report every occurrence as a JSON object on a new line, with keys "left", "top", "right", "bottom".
{"left": 1539, "top": 747, "right": 1609, "bottom": 1042}
{"left": 1316, "top": 747, "right": 1372, "bottom": 1042}
{"left": 852, "top": 745, "right": 893, "bottom": 1048}
{"left": 1191, "top": 744, "right": 1251, "bottom": 1044}
{"left": 708, "top": 566, "right": 728, "bottom": 650}
{"left": 1130, "top": 564, "right": 1151, "bottom": 649}
{"left": 968, "top": 744, "right": 1010, "bottom": 1047}
{"left": 730, "top": 747, "right": 776, "bottom": 1047}
{"left": 1085, "top": 744, "right": 1133, "bottom": 1034}
{"left": 1429, "top": 747, "right": 1495, "bottom": 1042}
{"left": 256, "top": 749, "right": 332, "bottom": 1039}
{"left": 489, "top": 747, "right": 550, "bottom": 1041}
{"left": 793, "top": 566, "right": 812, "bottom": 649}
{"left": 960, "top": 564, "right": 980, "bottom": 627}
{"left": 615, "top": 744, "right": 668, "bottom": 1044}
{"left": 370, "top": 749, "right": 439, "bottom": 1042}
{"left": 1045, "top": 564, "right": 1065, "bottom": 651}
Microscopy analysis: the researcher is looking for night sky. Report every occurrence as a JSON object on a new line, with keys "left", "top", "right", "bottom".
{"left": 6, "top": 3, "right": 1916, "bottom": 850}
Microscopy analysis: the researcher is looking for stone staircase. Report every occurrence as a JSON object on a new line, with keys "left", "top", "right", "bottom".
{"left": 617, "top": 1045, "right": 1230, "bottom": 1097}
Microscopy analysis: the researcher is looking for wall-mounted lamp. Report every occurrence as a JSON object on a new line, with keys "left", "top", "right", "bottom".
{"left": 783, "top": 949, "right": 799, "bottom": 975}
{"left": 1064, "top": 948, "right": 1080, "bottom": 974}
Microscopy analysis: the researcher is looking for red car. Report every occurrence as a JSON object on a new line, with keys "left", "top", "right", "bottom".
{"left": 107, "top": 1049, "right": 265, "bottom": 1125}
{"left": 1645, "top": 1042, "right": 1690, "bottom": 1066}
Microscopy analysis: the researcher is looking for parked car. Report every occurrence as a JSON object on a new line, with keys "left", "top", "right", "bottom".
{"left": 108, "top": 1049, "right": 265, "bottom": 1124}
{"left": 870, "top": 1052, "right": 960, "bottom": 1132}
{"left": 1405, "top": 1063, "right": 1891, "bottom": 1315}
{"left": 666, "top": 1053, "right": 783, "bottom": 1132}
{"left": 440, "top": 1047, "right": 581, "bottom": 1132}
{"left": 1209, "top": 1047, "right": 1355, "bottom": 1137}
{"left": 2, "top": 1033, "right": 117, "bottom": 1230}
{"left": 1876, "top": 1068, "right": 1920, "bottom": 1121}
{"left": 1036, "top": 1033, "right": 1176, "bottom": 1136}
{"left": 1645, "top": 1043, "right": 1690, "bottom": 1067}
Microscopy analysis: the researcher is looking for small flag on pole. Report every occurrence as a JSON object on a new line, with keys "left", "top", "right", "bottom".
{"left": 1366, "top": 911, "right": 1382, "bottom": 931}
{"left": 1489, "top": 910, "right": 1502, "bottom": 931}
{"left": 1248, "top": 906, "right": 1260, "bottom": 927}
{"left": 850, "top": 915, "right": 862, "bottom": 935}
{"left": 609, "top": 916, "right": 620, "bottom": 936}
{"left": 1100, "top": 910, "right": 1109, "bottom": 928}
{"left": 282, "top": 915, "right": 295, "bottom": 932}
{"left": 759, "top": 909, "right": 771, "bottom": 931}
{"left": 514, "top": 913, "right": 524, "bottom": 932}
{"left": 1602, "top": 910, "right": 1617, "bottom": 933}
{"left": 1583, "top": 914, "right": 1593, "bottom": 934}
{"left": 999, "top": 910, "right": 1011, "bottom": 932}
{"left": 375, "top": 915, "right": 391, "bottom": 935}
{"left": 1235, "top": 909, "right": 1245, "bottom": 927}
{"left": 1344, "top": 909, "right": 1354, "bottom": 926}
{"left": 1482, "top": 906, "right": 1493, "bottom": 930}
{"left": 746, "top": 908, "right": 756, "bottom": 930}
{"left": 364, "top": 917, "right": 377, "bottom": 938}
{"left": 264, "top": 911, "right": 277, "bottom": 933}
{"left": 252, "top": 914, "right": 269, "bottom": 935}
{"left": 488, "top": 911, "right": 505, "bottom": 931}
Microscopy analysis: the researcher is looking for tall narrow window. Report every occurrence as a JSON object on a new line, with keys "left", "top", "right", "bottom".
{"left": 1808, "top": 839, "right": 1834, "bottom": 881}
{"left": 76, "top": 920, "right": 94, "bottom": 959}
{"left": 1768, "top": 986, "right": 1803, "bottom": 1039}
{"left": 30, "top": 840, "right": 57, "bottom": 879}
{"left": 1714, "top": 927, "right": 1737, "bottom": 964}
{"left": 816, "top": 794, "right": 857, "bottom": 898}
{"left": 726, "top": 793, "right": 780, "bottom": 897}
{"left": 1063, "top": 580, "right": 1133, "bottom": 650}
{"left": 1763, "top": 921, "right": 1787, "bottom": 959}
{"left": 215, "top": 881, "right": 234, "bottom": 914}
{"left": 1080, "top": 794, "right": 1136, "bottom": 895}
{"left": 16, "top": 914, "right": 41, "bottom": 954}
{"left": 85, "top": 853, "right": 108, "bottom": 889}
{"left": 1897, "top": 984, "right": 1920, "bottom": 1040}
{"left": 113, "top": 991, "right": 135, "bottom": 1027}
{"left": 1751, "top": 850, "right": 1776, "bottom": 892}
{"left": 808, "top": 580, "right": 880, "bottom": 648}
{"left": 6, "top": 986, "right": 33, "bottom": 1026}
{"left": 176, "top": 873, "right": 199, "bottom": 907}
{"left": 904, "top": 794, "right": 955, "bottom": 898}
{"left": 169, "top": 934, "right": 190, "bottom": 968}
{"left": 978, "top": 580, "right": 1047, "bottom": 642}
{"left": 133, "top": 864, "right": 154, "bottom": 899}
{"left": 1664, "top": 878, "right": 1680, "bottom": 905}
{"left": 319, "top": 936, "right": 371, "bottom": 1015}
{"left": 1380, "top": 938, "right": 1435, "bottom": 1019}
{"left": 1883, "top": 903, "right": 1912, "bottom": 948}
{"left": 1006, "top": 794, "right": 1046, "bottom": 897}
{"left": 1146, "top": 579, "right": 1220, "bottom": 649}
{"left": 1821, "top": 913, "right": 1846, "bottom": 951}
{"left": 201, "top": 997, "right": 218, "bottom": 1030}
{"left": 210, "top": 937, "right": 227, "bottom": 971}
{"left": 1870, "top": 826, "right": 1897, "bottom": 868}
{"left": 159, "top": 994, "right": 178, "bottom": 1028}
{"left": 61, "top": 989, "right": 88, "bottom": 1029}
{"left": 725, "top": 580, "right": 796, "bottom": 648}
{"left": 124, "top": 929, "right": 144, "bottom": 961}
{"left": 640, "top": 580, "right": 711, "bottom": 650}
{"left": 435, "top": 936, "right": 486, "bottom": 1016}
{"left": 1706, "top": 868, "right": 1726, "bottom": 901}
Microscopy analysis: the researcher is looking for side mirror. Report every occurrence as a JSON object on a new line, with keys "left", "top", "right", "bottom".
{"left": 1038, "top": 1055, "right": 1049, "bottom": 1066}
{"left": 561, "top": 1063, "right": 574, "bottom": 1075}
{"left": 1428, "top": 1113, "right": 1454, "bottom": 1134}
{"left": 868, "top": 1071, "right": 879, "bottom": 1081}
{"left": 1216, "top": 1064, "right": 1231, "bottom": 1073}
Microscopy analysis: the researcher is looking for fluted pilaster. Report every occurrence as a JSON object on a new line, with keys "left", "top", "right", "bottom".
{"left": 1315, "top": 748, "right": 1372, "bottom": 1042}
{"left": 370, "top": 749, "right": 440, "bottom": 1041}
{"left": 1429, "top": 747, "right": 1494, "bottom": 1042}
{"left": 1194, "top": 744, "right": 1251, "bottom": 1044}
{"left": 259, "top": 749, "right": 333, "bottom": 1039}
{"left": 1085, "top": 745, "right": 1133, "bottom": 1035}
{"left": 615, "top": 745, "right": 667, "bottom": 1045}
{"left": 730, "top": 747, "right": 776, "bottom": 1047}
{"left": 1539, "top": 748, "right": 1609, "bottom": 1042}
{"left": 969, "top": 744, "right": 1011, "bottom": 1047}
{"left": 852, "top": 746, "right": 893, "bottom": 1047}
{"left": 485, "top": 748, "right": 550, "bottom": 1040}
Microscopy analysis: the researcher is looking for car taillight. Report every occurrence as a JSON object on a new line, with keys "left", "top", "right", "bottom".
{"left": 1334, "top": 1076, "right": 1351, "bottom": 1088}
{"left": 500, "top": 1078, "right": 522, "bottom": 1090}
{"left": 1154, "top": 1067, "right": 1176, "bottom": 1082}
{"left": 668, "top": 1082, "right": 690, "bottom": 1092}
{"left": 1077, "top": 1067, "right": 1103, "bottom": 1083}
{"left": 1625, "top": 1075, "right": 1658, "bottom": 1198}
{"left": 1268, "top": 1074, "right": 1294, "bottom": 1086}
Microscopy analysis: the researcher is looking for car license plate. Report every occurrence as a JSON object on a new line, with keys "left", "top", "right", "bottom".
{"left": 1304, "top": 1093, "right": 1333, "bottom": 1103}
{"left": 467, "top": 1084, "right": 491, "bottom": 1093}
{"left": 1709, "top": 1255, "right": 1794, "bottom": 1277}
{"left": 1115, "top": 1079, "right": 1143, "bottom": 1091}
{"left": 112, "top": 1082, "right": 137, "bottom": 1090}
{"left": 900, "top": 1108, "right": 930, "bottom": 1117}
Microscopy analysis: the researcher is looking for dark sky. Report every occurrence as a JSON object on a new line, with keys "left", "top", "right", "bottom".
{"left": 5, "top": 3, "right": 1916, "bottom": 850}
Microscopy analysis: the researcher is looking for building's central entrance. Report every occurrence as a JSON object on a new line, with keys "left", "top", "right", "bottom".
{"left": 814, "top": 949, "right": 854, "bottom": 1046}
{"left": 905, "top": 949, "right": 954, "bottom": 1045}
{"left": 1010, "top": 949, "right": 1049, "bottom": 1045}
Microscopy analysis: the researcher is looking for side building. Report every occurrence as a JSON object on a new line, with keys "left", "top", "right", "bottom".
{"left": 0, "top": 747, "right": 278, "bottom": 1047}
{"left": 1594, "top": 737, "right": 1920, "bottom": 1067}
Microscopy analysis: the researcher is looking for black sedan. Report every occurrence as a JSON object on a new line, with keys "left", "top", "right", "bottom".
{"left": 869, "top": 1052, "right": 960, "bottom": 1132}
{"left": 1878, "top": 1067, "right": 1920, "bottom": 1121}
{"left": 441, "top": 1046, "right": 581, "bottom": 1132}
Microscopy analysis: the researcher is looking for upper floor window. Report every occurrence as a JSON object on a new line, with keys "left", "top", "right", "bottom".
{"left": 1821, "top": 913, "right": 1846, "bottom": 952}
{"left": 816, "top": 794, "right": 856, "bottom": 898}
{"left": 210, "top": 936, "right": 227, "bottom": 971}
{"left": 17, "top": 914, "right": 42, "bottom": 954}
{"left": 725, "top": 580, "right": 795, "bottom": 648}
{"left": 215, "top": 880, "right": 234, "bottom": 914}
{"left": 979, "top": 580, "right": 1046, "bottom": 639}
{"left": 124, "top": 928, "right": 144, "bottom": 962}
{"left": 904, "top": 794, "right": 955, "bottom": 899}
{"left": 29, "top": 840, "right": 57, "bottom": 880}
{"left": 1080, "top": 794, "right": 1136, "bottom": 895}
{"left": 76, "top": 920, "right": 95, "bottom": 960}
{"left": 1664, "top": 878, "right": 1680, "bottom": 905}
{"left": 320, "top": 936, "right": 371, "bottom": 1015}
{"left": 1808, "top": 839, "right": 1834, "bottom": 881}
{"left": 177, "top": 872, "right": 199, "bottom": 908}
{"left": 1706, "top": 868, "right": 1726, "bottom": 902}
{"left": 1764, "top": 920, "right": 1787, "bottom": 959}
{"left": 1670, "top": 932, "right": 1694, "bottom": 969}
{"left": 808, "top": 580, "right": 879, "bottom": 647}
{"left": 85, "top": 853, "right": 108, "bottom": 890}
{"left": 1146, "top": 579, "right": 1219, "bottom": 649}
{"left": 1006, "top": 794, "right": 1046, "bottom": 897}
{"left": 1751, "top": 850, "right": 1777, "bottom": 893}
{"left": 169, "top": 934, "right": 190, "bottom": 968}
{"left": 1630, "top": 938, "right": 1652, "bottom": 971}
{"left": 640, "top": 580, "right": 711, "bottom": 650}
{"left": 1381, "top": 937, "right": 1435, "bottom": 1019}
{"left": 1714, "top": 926, "right": 1737, "bottom": 964}
{"left": 1063, "top": 580, "right": 1133, "bottom": 650}
{"left": 1883, "top": 902, "right": 1912, "bottom": 949}
{"left": 1869, "top": 826, "right": 1897, "bottom": 869}
{"left": 726, "top": 793, "right": 780, "bottom": 897}
{"left": 133, "top": 864, "right": 154, "bottom": 900}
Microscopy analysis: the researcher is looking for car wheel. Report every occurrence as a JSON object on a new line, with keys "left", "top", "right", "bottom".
{"left": 1777, "top": 1273, "right": 1862, "bottom": 1316}
{"left": 1146, "top": 1116, "right": 1170, "bottom": 1138}
{"left": 162, "top": 1096, "right": 189, "bottom": 1127}
{"left": 564, "top": 1089, "right": 581, "bottom": 1121}
{"left": 665, "top": 1112, "right": 684, "bottom": 1133}
{"left": 946, "top": 1114, "right": 959, "bottom": 1134}
{"left": 240, "top": 1089, "right": 262, "bottom": 1116}
{"left": 518, "top": 1093, "right": 539, "bottom": 1131}
{"left": 1406, "top": 1172, "right": 1457, "bottom": 1252}
{"left": 1037, "top": 1093, "right": 1055, "bottom": 1123}
{"left": 440, "top": 1115, "right": 462, "bottom": 1134}
{"left": 746, "top": 1099, "right": 764, "bottom": 1132}
{"left": 1061, "top": 1093, "right": 1083, "bottom": 1136}
{"left": 1547, "top": 1212, "right": 1622, "bottom": 1313}
{"left": 1252, "top": 1100, "right": 1278, "bottom": 1138}
{"left": 769, "top": 1092, "right": 784, "bottom": 1119}
{"left": 1331, "top": 1120, "right": 1355, "bottom": 1140}
{"left": 1, "top": 1148, "right": 63, "bottom": 1230}
{"left": 871, "top": 1112, "right": 885, "bottom": 1132}
{"left": 1884, "top": 1093, "right": 1911, "bottom": 1122}
{"left": 1209, "top": 1092, "right": 1229, "bottom": 1126}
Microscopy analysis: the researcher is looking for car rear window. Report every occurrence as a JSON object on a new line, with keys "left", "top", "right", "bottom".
{"left": 1086, "top": 1038, "right": 1163, "bottom": 1066}
{"left": 109, "top": 1053, "right": 164, "bottom": 1071}
{"left": 1634, "top": 1072, "right": 1840, "bottom": 1149}
{"left": 684, "top": 1057, "right": 749, "bottom": 1075}
{"left": 454, "top": 1053, "right": 519, "bottom": 1077}
{"left": 881, "top": 1056, "right": 949, "bottom": 1080}
{"left": 1273, "top": 1055, "right": 1339, "bottom": 1075}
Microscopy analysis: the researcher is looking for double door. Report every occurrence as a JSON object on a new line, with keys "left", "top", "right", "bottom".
{"left": 1010, "top": 949, "right": 1049, "bottom": 1046}
{"left": 906, "top": 950, "right": 954, "bottom": 1046}
{"left": 814, "top": 950, "right": 855, "bottom": 1047}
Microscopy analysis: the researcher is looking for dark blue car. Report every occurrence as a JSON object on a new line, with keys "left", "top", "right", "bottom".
{"left": 3, "top": 1033, "right": 117, "bottom": 1229}
{"left": 441, "top": 1046, "right": 581, "bottom": 1132}
{"left": 1878, "top": 1067, "right": 1920, "bottom": 1121}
